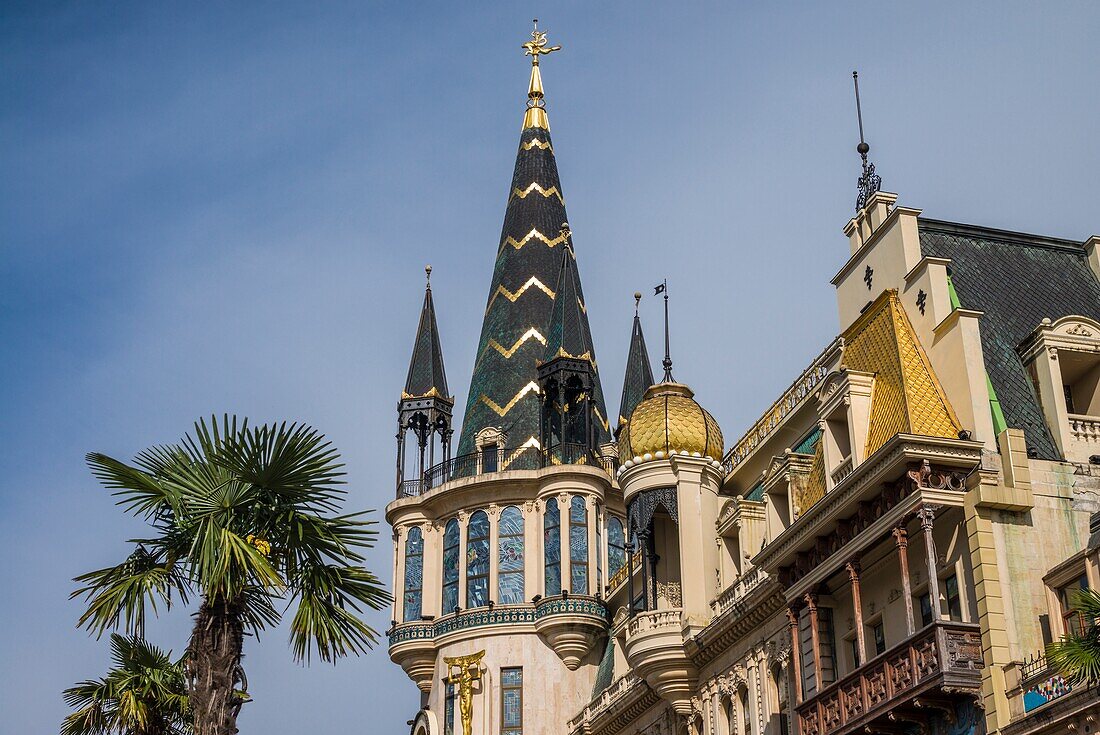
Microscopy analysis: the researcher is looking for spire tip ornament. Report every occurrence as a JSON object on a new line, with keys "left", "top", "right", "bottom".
{"left": 852, "top": 70, "right": 882, "bottom": 211}
{"left": 425, "top": 264, "right": 432, "bottom": 288}
{"left": 521, "top": 20, "right": 561, "bottom": 130}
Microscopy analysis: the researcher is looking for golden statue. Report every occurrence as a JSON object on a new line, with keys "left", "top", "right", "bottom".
{"left": 520, "top": 19, "right": 561, "bottom": 130}
{"left": 444, "top": 650, "right": 485, "bottom": 735}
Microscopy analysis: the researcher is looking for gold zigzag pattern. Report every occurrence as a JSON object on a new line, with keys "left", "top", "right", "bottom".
{"left": 511, "top": 182, "right": 564, "bottom": 204}
{"left": 486, "top": 328, "right": 547, "bottom": 359}
{"left": 594, "top": 406, "right": 610, "bottom": 432}
{"left": 577, "top": 297, "right": 586, "bottom": 314}
{"left": 501, "top": 228, "right": 568, "bottom": 251}
{"left": 485, "top": 276, "right": 556, "bottom": 313}
{"left": 480, "top": 382, "right": 540, "bottom": 417}
{"left": 520, "top": 138, "right": 553, "bottom": 152}
{"left": 503, "top": 437, "right": 541, "bottom": 469}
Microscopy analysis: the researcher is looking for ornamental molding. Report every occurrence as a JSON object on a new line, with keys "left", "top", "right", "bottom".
{"left": 1018, "top": 315, "right": 1100, "bottom": 364}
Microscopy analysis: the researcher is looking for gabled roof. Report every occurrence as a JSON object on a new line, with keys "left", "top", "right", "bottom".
{"left": 919, "top": 219, "right": 1100, "bottom": 459}
{"left": 403, "top": 279, "right": 450, "bottom": 401}
{"left": 842, "top": 289, "right": 962, "bottom": 457}
{"left": 617, "top": 307, "right": 655, "bottom": 432}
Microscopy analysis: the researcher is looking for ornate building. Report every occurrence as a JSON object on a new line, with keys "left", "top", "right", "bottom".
{"left": 386, "top": 25, "right": 1100, "bottom": 735}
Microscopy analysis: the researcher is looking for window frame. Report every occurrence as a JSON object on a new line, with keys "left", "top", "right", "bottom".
{"left": 500, "top": 667, "right": 523, "bottom": 735}
{"left": 497, "top": 506, "right": 525, "bottom": 604}
{"left": 402, "top": 526, "right": 424, "bottom": 622}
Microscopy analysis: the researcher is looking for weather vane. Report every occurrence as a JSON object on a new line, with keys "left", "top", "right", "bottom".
{"left": 852, "top": 71, "right": 882, "bottom": 211}
{"left": 522, "top": 19, "right": 561, "bottom": 65}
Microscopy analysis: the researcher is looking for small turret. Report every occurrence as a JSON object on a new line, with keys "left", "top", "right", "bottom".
{"left": 396, "top": 266, "right": 454, "bottom": 494}
{"left": 617, "top": 292, "right": 656, "bottom": 435}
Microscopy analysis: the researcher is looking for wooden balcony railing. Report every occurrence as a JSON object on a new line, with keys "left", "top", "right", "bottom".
{"left": 797, "top": 621, "right": 983, "bottom": 735}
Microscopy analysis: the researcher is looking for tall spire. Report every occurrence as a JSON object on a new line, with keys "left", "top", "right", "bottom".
{"left": 458, "top": 25, "right": 609, "bottom": 457}
{"left": 542, "top": 227, "right": 593, "bottom": 363}
{"left": 617, "top": 292, "right": 655, "bottom": 435}
{"left": 852, "top": 71, "right": 882, "bottom": 211}
{"left": 404, "top": 265, "right": 450, "bottom": 400}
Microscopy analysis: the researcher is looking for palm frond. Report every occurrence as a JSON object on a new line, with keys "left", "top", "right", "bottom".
{"left": 287, "top": 561, "right": 390, "bottom": 663}
{"left": 72, "top": 545, "right": 189, "bottom": 637}
{"left": 1046, "top": 588, "right": 1100, "bottom": 686}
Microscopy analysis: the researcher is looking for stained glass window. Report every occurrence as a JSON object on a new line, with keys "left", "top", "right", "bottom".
{"left": 444, "top": 683, "right": 455, "bottom": 735}
{"left": 544, "top": 500, "right": 561, "bottom": 596}
{"left": 498, "top": 506, "right": 525, "bottom": 604}
{"left": 402, "top": 526, "right": 423, "bottom": 622}
{"left": 442, "top": 518, "right": 460, "bottom": 614}
{"left": 607, "top": 517, "right": 626, "bottom": 579}
{"left": 501, "top": 667, "right": 522, "bottom": 735}
{"left": 595, "top": 507, "right": 603, "bottom": 592}
{"left": 466, "top": 510, "right": 490, "bottom": 608}
{"left": 569, "top": 495, "right": 588, "bottom": 594}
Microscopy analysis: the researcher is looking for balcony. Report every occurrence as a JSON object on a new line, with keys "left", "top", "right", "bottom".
{"left": 1069, "top": 413, "right": 1100, "bottom": 444}
{"left": 568, "top": 673, "right": 658, "bottom": 735}
{"left": 1003, "top": 651, "right": 1100, "bottom": 735}
{"left": 623, "top": 609, "right": 697, "bottom": 715}
{"left": 797, "top": 621, "right": 983, "bottom": 735}
{"left": 397, "top": 442, "right": 617, "bottom": 498}
{"left": 710, "top": 566, "right": 766, "bottom": 617}
{"left": 830, "top": 455, "right": 854, "bottom": 486}
{"left": 533, "top": 595, "right": 609, "bottom": 670}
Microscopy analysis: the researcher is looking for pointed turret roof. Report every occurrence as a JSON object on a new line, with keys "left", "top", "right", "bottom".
{"left": 542, "top": 239, "right": 593, "bottom": 363}
{"left": 457, "top": 26, "right": 609, "bottom": 454}
{"left": 403, "top": 266, "right": 450, "bottom": 401}
{"left": 617, "top": 295, "right": 655, "bottom": 433}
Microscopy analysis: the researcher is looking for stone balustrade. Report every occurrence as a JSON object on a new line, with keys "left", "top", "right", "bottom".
{"left": 710, "top": 566, "right": 765, "bottom": 616}
{"left": 1069, "top": 413, "right": 1100, "bottom": 444}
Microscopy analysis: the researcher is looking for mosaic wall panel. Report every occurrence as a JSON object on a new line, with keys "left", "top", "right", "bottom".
{"left": 402, "top": 526, "right": 423, "bottom": 622}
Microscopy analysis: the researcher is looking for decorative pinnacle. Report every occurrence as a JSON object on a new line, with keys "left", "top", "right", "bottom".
{"left": 425, "top": 264, "right": 432, "bottom": 288}
{"left": 521, "top": 20, "right": 560, "bottom": 130}
{"left": 634, "top": 292, "right": 642, "bottom": 316}
{"left": 852, "top": 71, "right": 882, "bottom": 211}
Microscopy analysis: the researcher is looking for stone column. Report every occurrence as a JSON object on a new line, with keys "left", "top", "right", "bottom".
{"left": 457, "top": 511, "right": 468, "bottom": 610}
{"left": 587, "top": 497, "right": 599, "bottom": 596}
{"left": 918, "top": 505, "right": 943, "bottom": 622}
{"left": 421, "top": 522, "right": 442, "bottom": 617}
{"left": 558, "top": 494, "right": 571, "bottom": 595}
{"left": 804, "top": 592, "right": 822, "bottom": 695}
{"left": 892, "top": 525, "right": 916, "bottom": 635}
{"left": 487, "top": 505, "right": 500, "bottom": 605}
{"left": 392, "top": 527, "right": 404, "bottom": 623}
{"left": 846, "top": 559, "right": 866, "bottom": 664}
{"left": 787, "top": 605, "right": 803, "bottom": 704}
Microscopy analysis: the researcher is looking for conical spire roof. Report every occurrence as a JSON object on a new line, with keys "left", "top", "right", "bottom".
{"left": 617, "top": 296, "right": 655, "bottom": 433}
{"left": 542, "top": 240, "right": 593, "bottom": 363}
{"left": 457, "top": 28, "right": 609, "bottom": 454}
{"left": 403, "top": 267, "right": 450, "bottom": 400}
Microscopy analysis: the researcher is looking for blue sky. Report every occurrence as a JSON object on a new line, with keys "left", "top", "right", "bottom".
{"left": 2, "top": 2, "right": 1097, "bottom": 731}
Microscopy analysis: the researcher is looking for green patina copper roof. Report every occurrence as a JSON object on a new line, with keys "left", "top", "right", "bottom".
{"left": 457, "top": 89, "right": 608, "bottom": 453}
{"left": 403, "top": 278, "right": 450, "bottom": 400}
{"left": 920, "top": 219, "right": 1100, "bottom": 459}
{"left": 617, "top": 308, "right": 655, "bottom": 434}
{"left": 792, "top": 426, "right": 823, "bottom": 455}
{"left": 591, "top": 637, "right": 616, "bottom": 698}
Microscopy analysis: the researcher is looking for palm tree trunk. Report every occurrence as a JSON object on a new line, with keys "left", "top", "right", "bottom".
{"left": 187, "top": 596, "right": 246, "bottom": 735}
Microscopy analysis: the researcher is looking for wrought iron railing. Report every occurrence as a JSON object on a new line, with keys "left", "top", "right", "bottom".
{"left": 397, "top": 442, "right": 617, "bottom": 498}
{"left": 1018, "top": 650, "right": 1074, "bottom": 714}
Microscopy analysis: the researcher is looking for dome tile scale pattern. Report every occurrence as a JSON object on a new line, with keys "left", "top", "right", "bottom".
{"left": 618, "top": 382, "right": 723, "bottom": 463}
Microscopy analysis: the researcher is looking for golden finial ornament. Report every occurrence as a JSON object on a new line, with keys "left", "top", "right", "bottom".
{"left": 521, "top": 19, "right": 560, "bottom": 130}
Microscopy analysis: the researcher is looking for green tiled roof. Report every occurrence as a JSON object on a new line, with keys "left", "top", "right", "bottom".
{"left": 591, "top": 637, "right": 616, "bottom": 697}
{"left": 745, "top": 481, "right": 765, "bottom": 501}
{"left": 919, "top": 219, "right": 1100, "bottom": 459}
{"left": 792, "top": 427, "right": 823, "bottom": 456}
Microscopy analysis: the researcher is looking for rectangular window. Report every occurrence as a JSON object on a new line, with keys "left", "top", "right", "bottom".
{"left": 501, "top": 667, "right": 523, "bottom": 735}
{"left": 482, "top": 443, "right": 498, "bottom": 473}
{"left": 871, "top": 621, "right": 886, "bottom": 656}
{"left": 444, "top": 683, "right": 455, "bottom": 735}
{"left": 848, "top": 636, "right": 860, "bottom": 668}
{"left": 1059, "top": 574, "right": 1090, "bottom": 635}
{"left": 919, "top": 593, "right": 933, "bottom": 628}
{"left": 945, "top": 574, "right": 963, "bottom": 622}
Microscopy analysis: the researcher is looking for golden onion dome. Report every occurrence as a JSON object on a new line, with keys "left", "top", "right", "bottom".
{"left": 618, "top": 382, "right": 723, "bottom": 464}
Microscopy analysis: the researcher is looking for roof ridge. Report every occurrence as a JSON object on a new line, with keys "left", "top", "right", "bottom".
{"left": 918, "top": 218, "right": 1086, "bottom": 252}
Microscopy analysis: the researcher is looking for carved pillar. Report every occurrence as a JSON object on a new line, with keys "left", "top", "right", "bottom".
{"left": 919, "top": 505, "right": 943, "bottom": 622}
{"left": 846, "top": 559, "right": 866, "bottom": 665}
{"left": 804, "top": 592, "right": 822, "bottom": 694}
{"left": 892, "top": 525, "right": 916, "bottom": 635}
{"left": 787, "top": 605, "right": 803, "bottom": 704}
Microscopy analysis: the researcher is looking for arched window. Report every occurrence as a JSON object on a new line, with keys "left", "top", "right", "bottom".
{"left": 466, "top": 510, "right": 490, "bottom": 608}
{"left": 569, "top": 495, "right": 589, "bottom": 594}
{"left": 442, "top": 519, "right": 460, "bottom": 614}
{"left": 607, "top": 517, "right": 626, "bottom": 578}
{"left": 402, "top": 527, "right": 424, "bottom": 622}
{"left": 723, "top": 695, "right": 735, "bottom": 735}
{"left": 595, "top": 506, "right": 603, "bottom": 592}
{"left": 498, "top": 506, "right": 525, "bottom": 604}
{"left": 544, "top": 500, "right": 561, "bottom": 596}
{"left": 770, "top": 663, "right": 790, "bottom": 735}
{"left": 739, "top": 686, "right": 752, "bottom": 735}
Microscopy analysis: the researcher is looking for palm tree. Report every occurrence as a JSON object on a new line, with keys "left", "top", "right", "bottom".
{"left": 1047, "top": 587, "right": 1100, "bottom": 686}
{"left": 72, "top": 417, "right": 391, "bottom": 735}
{"left": 62, "top": 633, "right": 191, "bottom": 735}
